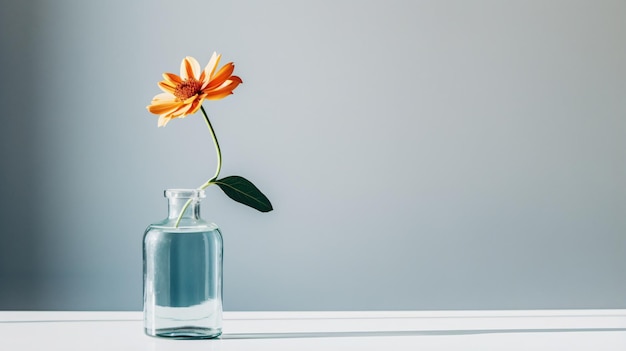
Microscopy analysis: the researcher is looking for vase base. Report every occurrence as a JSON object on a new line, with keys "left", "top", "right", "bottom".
{"left": 146, "top": 327, "right": 222, "bottom": 339}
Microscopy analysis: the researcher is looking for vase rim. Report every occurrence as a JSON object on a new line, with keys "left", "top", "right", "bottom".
{"left": 164, "top": 189, "right": 206, "bottom": 199}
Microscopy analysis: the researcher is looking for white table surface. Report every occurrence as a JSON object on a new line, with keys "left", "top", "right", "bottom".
{"left": 1, "top": 310, "right": 625, "bottom": 350}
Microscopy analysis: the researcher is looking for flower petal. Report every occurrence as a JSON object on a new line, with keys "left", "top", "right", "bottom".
{"left": 158, "top": 80, "right": 177, "bottom": 94}
{"left": 162, "top": 73, "right": 182, "bottom": 85}
{"left": 187, "top": 95, "right": 206, "bottom": 115}
{"left": 151, "top": 92, "right": 176, "bottom": 102}
{"left": 182, "top": 95, "right": 198, "bottom": 104}
{"left": 158, "top": 115, "right": 171, "bottom": 127}
{"left": 205, "top": 52, "right": 221, "bottom": 78}
{"left": 203, "top": 77, "right": 242, "bottom": 99}
{"left": 172, "top": 100, "right": 195, "bottom": 117}
{"left": 147, "top": 99, "right": 182, "bottom": 115}
{"left": 205, "top": 90, "right": 234, "bottom": 100}
{"left": 229, "top": 75, "right": 243, "bottom": 84}
{"left": 206, "top": 62, "right": 235, "bottom": 90}
{"left": 180, "top": 56, "right": 201, "bottom": 80}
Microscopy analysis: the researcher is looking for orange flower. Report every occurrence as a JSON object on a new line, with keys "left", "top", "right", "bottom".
{"left": 147, "top": 52, "right": 242, "bottom": 127}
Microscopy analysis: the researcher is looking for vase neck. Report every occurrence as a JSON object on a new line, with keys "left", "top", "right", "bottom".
{"left": 164, "top": 189, "right": 205, "bottom": 220}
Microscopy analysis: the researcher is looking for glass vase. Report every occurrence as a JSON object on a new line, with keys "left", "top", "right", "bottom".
{"left": 143, "top": 189, "right": 223, "bottom": 339}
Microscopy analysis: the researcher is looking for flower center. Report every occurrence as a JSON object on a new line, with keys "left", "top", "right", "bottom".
{"left": 174, "top": 79, "right": 202, "bottom": 100}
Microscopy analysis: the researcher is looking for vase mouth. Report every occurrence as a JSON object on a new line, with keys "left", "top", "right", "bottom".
{"left": 164, "top": 189, "right": 206, "bottom": 199}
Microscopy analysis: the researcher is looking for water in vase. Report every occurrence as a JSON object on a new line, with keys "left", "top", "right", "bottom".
{"left": 143, "top": 228, "right": 223, "bottom": 338}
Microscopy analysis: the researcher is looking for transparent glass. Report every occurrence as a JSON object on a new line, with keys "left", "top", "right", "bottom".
{"left": 143, "top": 189, "right": 223, "bottom": 339}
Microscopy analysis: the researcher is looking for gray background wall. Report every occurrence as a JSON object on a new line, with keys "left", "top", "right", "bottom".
{"left": 1, "top": 0, "right": 624, "bottom": 311}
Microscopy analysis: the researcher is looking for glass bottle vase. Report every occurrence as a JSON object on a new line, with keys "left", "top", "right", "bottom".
{"left": 143, "top": 189, "right": 223, "bottom": 339}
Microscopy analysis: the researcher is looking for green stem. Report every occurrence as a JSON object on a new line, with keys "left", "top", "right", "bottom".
{"left": 174, "top": 105, "right": 222, "bottom": 228}
{"left": 198, "top": 105, "right": 222, "bottom": 188}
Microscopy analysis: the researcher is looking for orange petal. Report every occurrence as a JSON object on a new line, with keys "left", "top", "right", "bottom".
{"left": 147, "top": 99, "right": 182, "bottom": 115}
{"left": 147, "top": 94, "right": 180, "bottom": 114}
{"left": 162, "top": 73, "right": 182, "bottom": 85}
{"left": 158, "top": 115, "right": 172, "bottom": 127}
{"left": 215, "top": 77, "right": 242, "bottom": 90}
{"left": 203, "top": 77, "right": 241, "bottom": 96}
{"left": 151, "top": 92, "right": 176, "bottom": 102}
{"left": 172, "top": 101, "right": 195, "bottom": 117}
{"left": 182, "top": 95, "right": 198, "bottom": 104}
{"left": 204, "top": 52, "right": 221, "bottom": 79}
{"left": 206, "top": 63, "right": 235, "bottom": 90}
{"left": 205, "top": 90, "right": 234, "bottom": 100}
{"left": 158, "top": 80, "right": 177, "bottom": 94}
{"left": 203, "top": 78, "right": 241, "bottom": 97}
{"left": 180, "top": 56, "right": 201, "bottom": 80}
{"left": 187, "top": 96, "right": 206, "bottom": 115}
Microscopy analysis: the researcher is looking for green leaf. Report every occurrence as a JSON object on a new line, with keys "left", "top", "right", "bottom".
{"left": 213, "top": 176, "right": 273, "bottom": 212}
